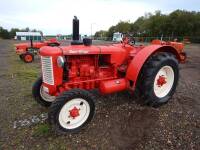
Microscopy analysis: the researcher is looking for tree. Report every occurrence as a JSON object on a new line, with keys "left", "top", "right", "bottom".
{"left": 115, "top": 21, "right": 132, "bottom": 33}
{"left": 94, "top": 30, "right": 107, "bottom": 37}
{"left": 106, "top": 26, "right": 116, "bottom": 38}
{"left": 9, "top": 28, "right": 20, "bottom": 38}
{"left": 32, "top": 29, "right": 37, "bottom": 32}
{"left": 0, "top": 26, "right": 42, "bottom": 39}
{"left": 0, "top": 27, "right": 10, "bottom": 39}
{"left": 95, "top": 9, "right": 200, "bottom": 39}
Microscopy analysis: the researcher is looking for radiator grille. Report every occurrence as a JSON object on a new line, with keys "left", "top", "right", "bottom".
{"left": 41, "top": 56, "right": 54, "bottom": 85}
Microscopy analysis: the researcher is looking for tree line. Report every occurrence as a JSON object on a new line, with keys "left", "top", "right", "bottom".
{"left": 95, "top": 10, "right": 200, "bottom": 39}
{"left": 0, "top": 27, "right": 40, "bottom": 39}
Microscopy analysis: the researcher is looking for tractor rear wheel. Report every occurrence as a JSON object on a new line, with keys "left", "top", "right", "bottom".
{"left": 48, "top": 89, "right": 95, "bottom": 134}
{"left": 32, "top": 77, "right": 55, "bottom": 107}
{"left": 23, "top": 53, "right": 34, "bottom": 63}
{"left": 136, "top": 52, "right": 179, "bottom": 107}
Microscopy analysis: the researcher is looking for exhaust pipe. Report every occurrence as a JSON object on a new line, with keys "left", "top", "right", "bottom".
{"left": 71, "top": 16, "right": 83, "bottom": 45}
{"left": 30, "top": 39, "right": 33, "bottom": 47}
{"left": 72, "top": 16, "right": 79, "bottom": 41}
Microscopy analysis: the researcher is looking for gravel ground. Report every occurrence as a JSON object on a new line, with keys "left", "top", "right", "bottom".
{"left": 0, "top": 39, "right": 199, "bottom": 150}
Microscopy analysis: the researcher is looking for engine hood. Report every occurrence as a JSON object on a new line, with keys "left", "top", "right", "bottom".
{"left": 15, "top": 43, "right": 29, "bottom": 48}
{"left": 60, "top": 43, "right": 131, "bottom": 55}
{"left": 39, "top": 43, "right": 133, "bottom": 65}
{"left": 15, "top": 42, "right": 48, "bottom": 49}
{"left": 40, "top": 43, "right": 130, "bottom": 55}
{"left": 39, "top": 46, "right": 63, "bottom": 56}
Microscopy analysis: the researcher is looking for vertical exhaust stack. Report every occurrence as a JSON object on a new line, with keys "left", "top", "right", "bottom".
{"left": 72, "top": 16, "right": 79, "bottom": 41}
{"left": 71, "top": 16, "right": 83, "bottom": 45}
{"left": 30, "top": 39, "right": 33, "bottom": 47}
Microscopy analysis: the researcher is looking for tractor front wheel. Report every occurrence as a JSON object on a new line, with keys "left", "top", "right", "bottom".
{"left": 48, "top": 89, "right": 95, "bottom": 134}
{"left": 19, "top": 54, "right": 24, "bottom": 60}
{"left": 32, "top": 77, "right": 55, "bottom": 107}
{"left": 136, "top": 52, "right": 179, "bottom": 107}
{"left": 23, "top": 53, "right": 34, "bottom": 63}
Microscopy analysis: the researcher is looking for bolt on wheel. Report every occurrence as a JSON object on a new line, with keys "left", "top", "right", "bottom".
{"left": 135, "top": 52, "right": 179, "bottom": 107}
{"left": 40, "top": 86, "right": 55, "bottom": 102}
{"left": 154, "top": 66, "right": 174, "bottom": 98}
{"left": 23, "top": 53, "right": 34, "bottom": 63}
{"left": 59, "top": 98, "right": 90, "bottom": 130}
{"left": 32, "top": 77, "right": 54, "bottom": 107}
{"left": 48, "top": 89, "right": 95, "bottom": 134}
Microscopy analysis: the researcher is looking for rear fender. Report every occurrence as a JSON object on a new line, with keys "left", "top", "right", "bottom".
{"left": 126, "top": 45, "right": 181, "bottom": 88}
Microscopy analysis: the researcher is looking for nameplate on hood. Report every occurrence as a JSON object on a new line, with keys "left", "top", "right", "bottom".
{"left": 69, "top": 50, "right": 89, "bottom": 54}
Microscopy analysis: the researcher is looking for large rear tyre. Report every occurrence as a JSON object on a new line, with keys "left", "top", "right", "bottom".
{"left": 135, "top": 52, "right": 179, "bottom": 107}
{"left": 48, "top": 89, "right": 95, "bottom": 134}
{"left": 23, "top": 53, "right": 34, "bottom": 63}
{"left": 32, "top": 77, "right": 55, "bottom": 107}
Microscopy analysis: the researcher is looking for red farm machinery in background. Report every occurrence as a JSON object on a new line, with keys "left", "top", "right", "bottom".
{"left": 32, "top": 16, "right": 186, "bottom": 134}
{"left": 14, "top": 38, "right": 60, "bottom": 63}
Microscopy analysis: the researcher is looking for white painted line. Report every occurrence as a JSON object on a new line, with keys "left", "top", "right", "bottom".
{"left": 13, "top": 113, "right": 48, "bottom": 129}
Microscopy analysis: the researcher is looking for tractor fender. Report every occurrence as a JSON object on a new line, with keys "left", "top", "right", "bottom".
{"left": 126, "top": 44, "right": 181, "bottom": 88}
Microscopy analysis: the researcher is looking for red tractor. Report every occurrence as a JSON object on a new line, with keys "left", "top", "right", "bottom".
{"left": 15, "top": 38, "right": 60, "bottom": 63}
{"left": 32, "top": 17, "right": 186, "bottom": 134}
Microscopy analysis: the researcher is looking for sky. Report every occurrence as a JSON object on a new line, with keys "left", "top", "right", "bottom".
{"left": 0, "top": 0, "right": 199, "bottom": 35}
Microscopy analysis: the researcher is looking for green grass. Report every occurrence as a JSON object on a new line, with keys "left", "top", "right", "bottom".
{"left": 32, "top": 124, "right": 50, "bottom": 136}
{"left": 9, "top": 46, "right": 40, "bottom": 82}
{"left": 14, "top": 69, "right": 38, "bottom": 80}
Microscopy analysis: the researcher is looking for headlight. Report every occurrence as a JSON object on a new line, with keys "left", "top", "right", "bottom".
{"left": 57, "top": 56, "right": 65, "bottom": 67}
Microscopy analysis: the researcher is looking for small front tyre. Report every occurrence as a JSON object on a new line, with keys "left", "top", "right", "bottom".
{"left": 19, "top": 54, "right": 24, "bottom": 60}
{"left": 23, "top": 53, "right": 34, "bottom": 63}
{"left": 48, "top": 89, "right": 95, "bottom": 134}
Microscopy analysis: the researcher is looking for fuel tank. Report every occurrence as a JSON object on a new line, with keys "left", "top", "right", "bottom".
{"left": 99, "top": 78, "right": 127, "bottom": 94}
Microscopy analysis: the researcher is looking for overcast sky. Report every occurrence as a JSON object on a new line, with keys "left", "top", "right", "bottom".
{"left": 0, "top": 0, "right": 199, "bottom": 35}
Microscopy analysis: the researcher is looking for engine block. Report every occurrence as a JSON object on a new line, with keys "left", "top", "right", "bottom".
{"left": 65, "top": 55, "right": 116, "bottom": 89}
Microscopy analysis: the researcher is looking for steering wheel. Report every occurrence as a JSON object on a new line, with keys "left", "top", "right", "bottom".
{"left": 122, "top": 33, "right": 136, "bottom": 46}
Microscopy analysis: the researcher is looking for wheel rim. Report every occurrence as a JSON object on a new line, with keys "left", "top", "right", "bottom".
{"left": 24, "top": 55, "right": 32, "bottom": 62}
{"left": 153, "top": 66, "right": 174, "bottom": 98}
{"left": 58, "top": 98, "right": 90, "bottom": 130}
{"left": 40, "top": 86, "right": 55, "bottom": 102}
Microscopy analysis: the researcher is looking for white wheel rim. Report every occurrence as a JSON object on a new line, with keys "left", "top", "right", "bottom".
{"left": 153, "top": 66, "right": 174, "bottom": 98}
{"left": 40, "top": 86, "right": 55, "bottom": 102}
{"left": 58, "top": 98, "right": 90, "bottom": 130}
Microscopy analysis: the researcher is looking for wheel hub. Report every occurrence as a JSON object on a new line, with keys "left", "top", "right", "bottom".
{"left": 153, "top": 66, "right": 175, "bottom": 98}
{"left": 25, "top": 55, "right": 32, "bottom": 62}
{"left": 58, "top": 98, "right": 91, "bottom": 129}
{"left": 69, "top": 106, "right": 80, "bottom": 119}
{"left": 157, "top": 75, "right": 167, "bottom": 87}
